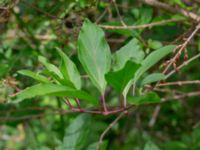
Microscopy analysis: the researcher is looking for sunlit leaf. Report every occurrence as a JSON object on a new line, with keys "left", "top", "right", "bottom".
{"left": 78, "top": 19, "right": 111, "bottom": 94}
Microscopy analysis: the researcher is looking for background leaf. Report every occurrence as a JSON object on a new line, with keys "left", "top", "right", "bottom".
{"left": 144, "top": 141, "right": 160, "bottom": 150}
{"left": 63, "top": 114, "right": 91, "bottom": 150}
{"left": 86, "top": 141, "right": 108, "bottom": 150}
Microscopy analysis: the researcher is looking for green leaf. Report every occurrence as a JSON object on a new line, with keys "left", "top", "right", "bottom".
{"left": 16, "top": 84, "right": 97, "bottom": 104}
{"left": 78, "top": 19, "right": 111, "bottom": 94}
{"left": 136, "top": 7, "right": 153, "bottom": 25}
{"left": 128, "top": 92, "right": 160, "bottom": 105}
{"left": 105, "top": 61, "right": 140, "bottom": 93}
{"left": 63, "top": 114, "right": 91, "bottom": 150}
{"left": 18, "top": 70, "right": 49, "bottom": 83}
{"left": 0, "top": 64, "right": 9, "bottom": 78}
{"left": 148, "top": 39, "right": 163, "bottom": 50}
{"left": 123, "top": 45, "right": 175, "bottom": 96}
{"left": 57, "top": 48, "right": 82, "bottom": 89}
{"left": 86, "top": 141, "right": 108, "bottom": 150}
{"left": 144, "top": 141, "right": 160, "bottom": 150}
{"left": 135, "top": 45, "right": 175, "bottom": 81}
{"left": 112, "top": 38, "right": 144, "bottom": 71}
{"left": 141, "top": 73, "right": 165, "bottom": 86}
{"left": 38, "top": 56, "right": 64, "bottom": 81}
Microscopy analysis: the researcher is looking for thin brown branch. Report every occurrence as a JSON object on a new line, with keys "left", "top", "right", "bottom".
{"left": 162, "top": 23, "right": 200, "bottom": 75}
{"left": 99, "top": 18, "right": 183, "bottom": 29}
{"left": 149, "top": 91, "right": 200, "bottom": 127}
{"left": 165, "top": 52, "right": 200, "bottom": 79}
{"left": 162, "top": 91, "right": 200, "bottom": 102}
{"left": 111, "top": 0, "right": 126, "bottom": 26}
{"left": 21, "top": 0, "right": 59, "bottom": 19}
{"left": 141, "top": 0, "right": 200, "bottom": 22}
{"left": 157, "top": 80, "right": 200, "bottom": 87}
{"left": 98, "top": 112, "right": 126, "bottom": 150}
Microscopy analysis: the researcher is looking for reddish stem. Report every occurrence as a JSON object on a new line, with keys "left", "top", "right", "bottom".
{"left": 100, "top": 95, "right": 108, "bottom": 114}
{"left": 71, "top": 108, "right": 103, "bottom": 114}
{"left": 64, "top": 98, "right": 73, "bottom": 109}
{"left": 75, "top": 98, "right": 83, "bottom": 112}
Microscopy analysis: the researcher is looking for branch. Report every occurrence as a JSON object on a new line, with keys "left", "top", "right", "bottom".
{"left": 141, "top": 0, "right": 200, "bottom": 22}
{"left": 162, "top": 23, "right": 200, "bottom": 75}
{"left": 149, "top": 90, "right": 200, "bottom": 127}
{"left": 98, "top": 112, "right": 126, "bottom": 150}
{"left": 165, "top": 52, "right": 200, "bottom": 79}
{"left": 99, "top": 18, "right": 183, "bottom": 29}
{"left": 157, "top": 80, "right": 200, "bottom": 87}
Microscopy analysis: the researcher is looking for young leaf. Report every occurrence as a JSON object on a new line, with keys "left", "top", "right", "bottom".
{"left": 38, "top": 56, "right": 64, "bottom": 81}
{"left": 18, "top": 70, "right": 49, "bottom": 83}
{"left": 135, "top": 45, "right": 175, "bottom": 81}
{"left": 57, "top": 48, "right": 81, "bottom": 89}
{"left": 112, "top": 38, "right": 144, "bottom": 71}
{"left": 63, "top": 114, "right": 91, "bottom": 150}
{"left": 128, "top": 92, "right": 160, "bottom": 105}
{"left": 141, "top": 73, "right": 165, "bottom": 86}
{"left": 16, "top": 83, "right": 97, "bottom": 104}
{"left": 105, "top": 60, "right": 140, "bottom": 93}
{"left": 78, "top": 19, "right": 111, "bottom": 94}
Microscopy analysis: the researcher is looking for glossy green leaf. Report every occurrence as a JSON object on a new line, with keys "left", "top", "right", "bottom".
{"left": 112, "top": 38, "right": 144, "bottom": 71}
{"left": 128, "top": 92, "right": 160, "bottom": 105}
{"left": 16, "top": 83, "right": 97, "bottom": 104}
{"left": 105, "top": 61, "right": 140, "bottom": 93}
{"left": 141, "top": 73, "right": 165, "bottom": 86}
{"left": 78, "top": 19, "right": 111, "bottom": 94}
{"left": 18, "top": 70, "right": 49, "bottom": 83}
{"left": 135, "top": 45, "right": 175, "bottom": 81}
{"left": 63, "top": 114, "right": 91, "bottom": 150}
{"left": 57, "top": 48, "right": 81, "bottom": 89}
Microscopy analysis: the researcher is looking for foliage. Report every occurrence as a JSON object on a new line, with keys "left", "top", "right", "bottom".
{"left": 0, "top": 0, "right": 200, "bottom": 149}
